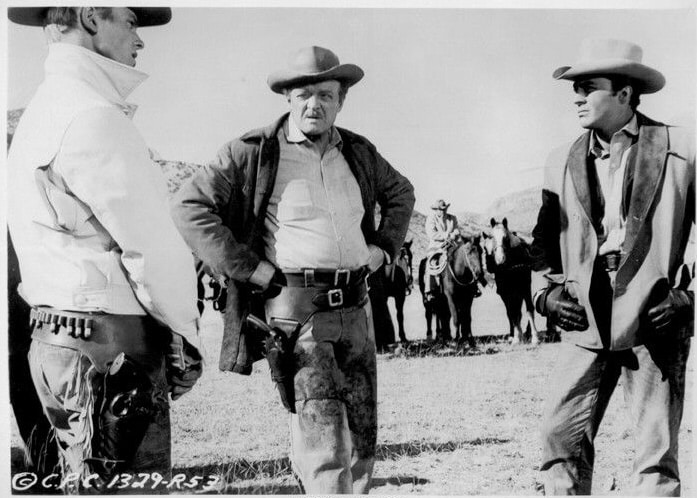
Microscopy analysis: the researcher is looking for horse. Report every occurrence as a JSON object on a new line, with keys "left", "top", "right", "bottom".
{"left": 418, "top": 257, "right": 451, "bottom": 342}
{"left": 427, "top": 236, "right": 486, "bottom": 347}
{"left": 482, "top": 218, "right": 539, "bottom": 345}
{"left": 381, "top": 240, "right": 414, "bottom": 343}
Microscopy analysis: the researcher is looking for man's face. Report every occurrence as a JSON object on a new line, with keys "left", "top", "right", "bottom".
{"left": 436, "top": 208, "right": 446, "bottom": 218}
{"left": 572, "top": 77, "right": 627, "bottom": 131}
{"left": 287, "top": 80, "right": 344, "bottom": 136}
{"left": 93, "top": 8, "right": 144, "bottom": 66}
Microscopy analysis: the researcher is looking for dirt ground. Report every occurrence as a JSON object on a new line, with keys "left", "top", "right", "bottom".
{"left": 9, "top": 289, "right": 694, "bottom": 495}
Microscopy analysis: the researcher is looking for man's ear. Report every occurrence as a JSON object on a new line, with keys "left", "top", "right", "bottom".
{"left": 618, "top": 85, "right": 632, "bottom": 105}
{"left": 79, "top": 7, "right": 99, "bottom": 35}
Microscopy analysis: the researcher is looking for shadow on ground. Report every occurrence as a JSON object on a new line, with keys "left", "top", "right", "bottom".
{"left": 164, "top": 437, "right": 510, "bottom": 494}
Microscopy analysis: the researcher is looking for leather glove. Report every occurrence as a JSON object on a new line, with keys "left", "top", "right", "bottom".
{"left": 538, "top": 285, "right": 589, "bottom": 331}
{"left": 646, "top": 289, "right": 693, "bottom": 333}
{"left": 254, "top": 268, "right": 287, "bottom": 300}
{"left": 166, "top": 333, "right": 203, "bottom": 401}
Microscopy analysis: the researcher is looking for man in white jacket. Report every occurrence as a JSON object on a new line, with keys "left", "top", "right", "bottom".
{"left": 7, "top": 7, "right": 202, "bottom": 493}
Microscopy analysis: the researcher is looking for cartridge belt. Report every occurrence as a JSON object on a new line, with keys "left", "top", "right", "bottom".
{"left": 30, "top": 307, "right": 167, "bottom": 373}
{"left": 264, "top": 280, "right": 369, "bottom": 326}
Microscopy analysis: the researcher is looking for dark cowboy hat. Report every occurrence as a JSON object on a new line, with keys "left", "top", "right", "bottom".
{"left": 431, "top": 199, "right": 450, "bottom": 210}
{"left": 268, "top": 46, "right": 364, "bottom": 94}
{"left": 553, "top": 38, "right": 665, "bottom": 94}
{"left": 8, "top": 7, "right": 172, "bottom": 27}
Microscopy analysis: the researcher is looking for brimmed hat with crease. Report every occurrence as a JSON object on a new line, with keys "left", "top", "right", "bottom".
{"left": 553, "top": 38, "right": 665, "bottom": 94}
{"left": 431, "top": 199, "right": 450, "bottom": 210}
{"left": 268, "top": 46, "right": 364, "bottom": 94}
{"left": 8, "top": 7, "right": 172, "bottom": 27}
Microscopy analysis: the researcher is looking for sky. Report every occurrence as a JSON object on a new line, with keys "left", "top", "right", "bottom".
{"left": 4, "top": 1, "right": 697, "bottom": 215}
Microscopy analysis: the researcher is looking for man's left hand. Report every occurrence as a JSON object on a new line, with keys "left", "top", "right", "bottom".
{"left": 367, "top": 244, "right": 386, "bottom": 273}
{"left": 646, "top": 289, "right": 693, "bottom": 333}
{"left": 167, "top": 333, "right": 203, "bottom": 401}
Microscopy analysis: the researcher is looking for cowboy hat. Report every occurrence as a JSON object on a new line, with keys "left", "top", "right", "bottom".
{"left": 8, "top": 7, "right": 172, "bottom": 27}
{"left": 553, "top": 38, "right": 665, "bottom": 94}
{"left": 431, "top": 199, "right": 450, "bottom": 210}
{"left": 268, "top": 46, "right": 364, "bottom": 94}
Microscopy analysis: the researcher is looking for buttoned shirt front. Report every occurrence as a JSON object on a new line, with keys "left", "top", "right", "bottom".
{"left": 589, "top": 114, "right": 639, "bottom": 256}
{"left": 7, "top": 43, "right": 200, "bottom": 344}
{"left": 262, "top": 117, "right": 371, "bottom": 269}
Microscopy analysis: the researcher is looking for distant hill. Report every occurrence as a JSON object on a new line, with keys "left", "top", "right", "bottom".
{"left": 483, "top": 186, "right": 542, "bottom": 237}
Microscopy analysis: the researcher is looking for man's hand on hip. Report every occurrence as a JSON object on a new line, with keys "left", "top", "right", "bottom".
{"left": 248, "top": 261, "right": 287, "bottom": 299}
{"left": 538, "top": 285, "right": 589, "bottom": 331}
{"left": 367, "top": 244, "right": 386, "bottom": 273}
{"left": 646, "top": 289, "right": 693, "bottom": 333}
{"left": 167, "top": 333, "right": 203, "bottom": 401}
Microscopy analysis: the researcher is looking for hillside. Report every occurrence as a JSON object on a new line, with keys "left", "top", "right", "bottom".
{"left": 483, "top": 186, "right": 542, "bottom": 236}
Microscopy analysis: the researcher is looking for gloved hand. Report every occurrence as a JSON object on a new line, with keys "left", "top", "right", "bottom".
{"left": 538, "top": 285, "right": 589, "bottom": 331}
{"left": 166, "top": 333, "right": 203, "bottom": 401}
{"left": 646, "top": 289, "right": 693, "bottom": 333}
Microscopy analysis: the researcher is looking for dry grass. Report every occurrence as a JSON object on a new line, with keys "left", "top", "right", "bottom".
{"left": 9, "top": 292, "right": 694, "bottom": 495}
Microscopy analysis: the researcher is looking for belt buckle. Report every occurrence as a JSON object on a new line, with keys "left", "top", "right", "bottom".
{"left": 335, "top": 269, "right": 350, "bottom": 287}
{"left": 328, "top": 288, "right": 344, "bottom": 307}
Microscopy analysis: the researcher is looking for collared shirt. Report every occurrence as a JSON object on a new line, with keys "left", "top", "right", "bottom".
{"left": 7, "top": 43, "right": 200, "bottom": 344}
{"left": 588, "top": 114, "right": 639, "bottom": 255}
{"left": 262, "top": 117, "right": 371, "bottom": 269}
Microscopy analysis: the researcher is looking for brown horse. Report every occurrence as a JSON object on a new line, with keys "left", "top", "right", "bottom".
{"left": 418, "top": 256, "right": 451, "bottom": 342}
{"left": 440, "top": 237, "right": 486, "bottom": 347}
{"left": 482, "top": 218, "right": 539, "bottom": 345}
{"left": 382, "top": 240, "right": 413, "bottom": 343}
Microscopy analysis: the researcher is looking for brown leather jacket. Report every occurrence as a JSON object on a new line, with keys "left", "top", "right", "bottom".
{"left": 172, "top": 114, "right": 415, "bottom": 373}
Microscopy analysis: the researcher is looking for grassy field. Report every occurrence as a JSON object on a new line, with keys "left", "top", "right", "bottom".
{"left": 10, "top": 290, "right": 694, "bottom": 495}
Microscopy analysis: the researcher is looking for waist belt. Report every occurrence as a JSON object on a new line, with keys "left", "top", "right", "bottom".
{"left": 282, "top": 267, "right": 369, "bottom": 288}
{"left": 30, "top": 307, "right": 167, "bottom": 374}
{"left": 265, "top": 280, "right": 369, "bottom": 326}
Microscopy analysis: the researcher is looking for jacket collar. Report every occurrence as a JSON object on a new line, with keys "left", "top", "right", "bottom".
{"left": 44, "top": 43, "right": 148, "bottom": 116}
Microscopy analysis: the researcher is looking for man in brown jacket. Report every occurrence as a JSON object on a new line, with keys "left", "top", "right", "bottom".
{"left": 172, "top": 46, "right": 414, "bottom": 494}
{"left": 531, "top": 38, "right": 694, "bottom": 495}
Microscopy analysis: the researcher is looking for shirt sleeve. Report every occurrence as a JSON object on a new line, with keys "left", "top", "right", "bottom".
{"left": 57, "top": 106, "right": 200, "bottom": 345}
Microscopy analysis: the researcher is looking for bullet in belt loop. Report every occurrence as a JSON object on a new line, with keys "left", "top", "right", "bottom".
{"left": 76, "top": 318, "right": 84, "bottom": 338}
{"left": 58, "top": 316, "right": 67, "bottom": 332}
{"left": 84, "top": 319, "right": 93, "bottom": 339}
{"left": 67, "top": 317, "right": 75, "bottom": 336}
{"left": 29, "top": 310, "right": 36, "bottom": 327}
{"left": 50, "top": 315, "right": 59, "bottom": 333}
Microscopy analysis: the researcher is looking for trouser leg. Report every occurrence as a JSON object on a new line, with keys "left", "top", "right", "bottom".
{"left": 622, "top": 337, "right": 690, "bottom": 496}
{"left": 290, "top": 303, "right": 377, "bottom": 494}
{"left": 28, "top": 339, "right": 170, "bottom": 494}
{"left": 540, "top": 344, "right": 620, "bottom": 495}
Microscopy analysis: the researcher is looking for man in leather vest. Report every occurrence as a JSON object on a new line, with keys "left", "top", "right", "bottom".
{"left": 172, "top": 46, "right": 414, "bottom": 494}
{"left": 530, "top": 38, "right": 694, "bottom": 495}
{"left": 7, "top": 7, "right": 202, "bottom": 492}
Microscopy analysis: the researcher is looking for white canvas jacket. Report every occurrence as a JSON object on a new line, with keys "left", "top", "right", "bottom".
{"left": 8, "top": 43, "right": 199, "bottom": 345}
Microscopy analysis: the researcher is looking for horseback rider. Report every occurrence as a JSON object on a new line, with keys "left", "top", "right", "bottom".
{"left": 424, "top": 199, "right": 461, "bottom": 296}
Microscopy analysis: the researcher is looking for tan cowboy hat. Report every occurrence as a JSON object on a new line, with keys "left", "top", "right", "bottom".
{"left": 431, "top": 199, "right": 450, "bottom": 210}
{"left": 268, "top": 46, "right": 364, "bottom": 94}
{"left": 553, "top": 38, "right": 665, "bottom": 94}
{"left": 8, "top": 7, "right": 172, "bottom": 27}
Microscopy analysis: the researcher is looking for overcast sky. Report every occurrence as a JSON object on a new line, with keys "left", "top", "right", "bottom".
{"left": 4, "top": 1, "right": 696, "bottom": 214}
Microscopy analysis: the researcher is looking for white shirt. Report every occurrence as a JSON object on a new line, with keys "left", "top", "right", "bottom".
{"left": 262, "top": 117, "right": 371, "bottom": 269}
{"left": 7, "top": 43, "right": 200, "bottom": 345}
{"left": 589, "top": 114, "right": 639, "bottom": 256}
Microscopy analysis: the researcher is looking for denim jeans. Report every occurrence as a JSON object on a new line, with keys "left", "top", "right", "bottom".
{"left": 285, "top": 302, "right": 377, "bottom": 494}
{"left": 28, "top": 339, "right": 171, "bottom": 494}
{"left": 540, "top": 338, "right": 691, "bottom": 496}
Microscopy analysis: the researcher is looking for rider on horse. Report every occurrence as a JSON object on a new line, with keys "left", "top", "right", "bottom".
{"left": 424, "top": 199, "right": 462, "bottom": 296}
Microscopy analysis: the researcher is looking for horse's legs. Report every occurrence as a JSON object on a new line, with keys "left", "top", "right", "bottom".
{"left": 523, "top": 284, "right": 540, "bottom": 345}
{"left": 444, "top": 289, "right": 460, "bottom": 344}
{"left": 504, "top": 295, "right": 524, "bottom": 345}
{"left": 395, "top": 294, "right": 407, "bottom": 343}
{"left": 460, "top": 293, "right": 476, "bottom": 348}
{"left": 425, "top": 306, "right": 433, "bottom": 340}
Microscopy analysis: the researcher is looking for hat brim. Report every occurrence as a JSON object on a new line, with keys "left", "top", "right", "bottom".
{"left": 553, "top": 59, "right": 665, "bottom": 94}
{"left": 268, "top": 64, "right": 364, "bottom": 94}
{"left": 8, "top": 7, "right": 172, "bottom": 27}
{"left": 431, "top": 204, "right": 450, "bottom": 210}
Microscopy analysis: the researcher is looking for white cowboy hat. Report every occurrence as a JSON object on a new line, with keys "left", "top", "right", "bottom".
{"left": 8, "top": 7, "right": 172, "bottom": 27}
{"left": 553, "top": 38, "right": 665, "bottom": 94}
{"left": 268, "top": 46, "right": 364, "bottom": 94}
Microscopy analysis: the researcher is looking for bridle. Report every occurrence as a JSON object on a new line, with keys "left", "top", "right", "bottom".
{"left": 447, "top": 242, "right": 480, "bottom": 288}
